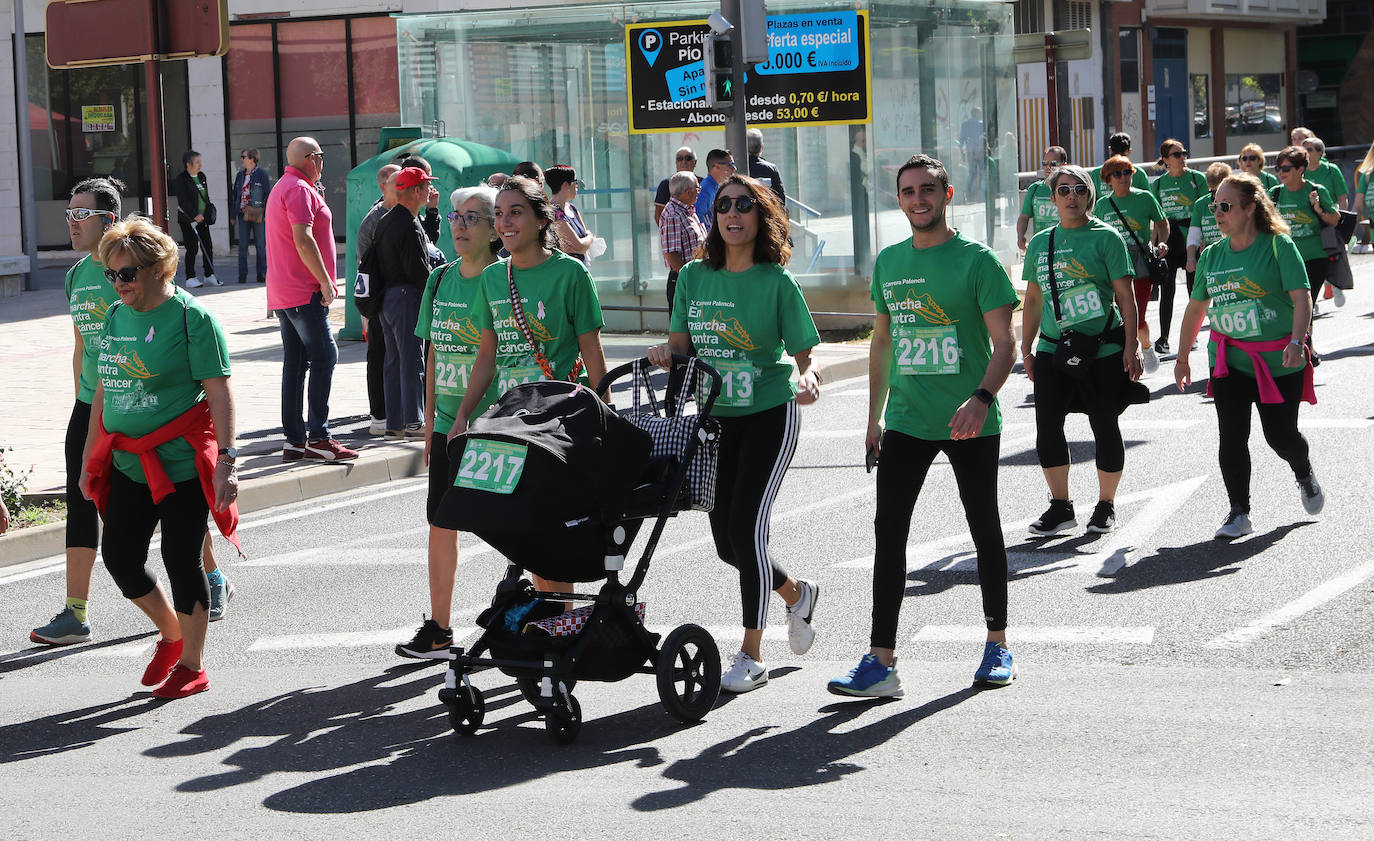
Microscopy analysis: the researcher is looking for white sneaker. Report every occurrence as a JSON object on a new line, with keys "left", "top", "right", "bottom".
{"left": 1333, "top": 286, "right": 1346, "bottom": 307}
{"left": 185, "top": 276, "right": 204, "bottom": 289}
{"left": 1141, "top": 345, "right": 1160, "bottom": 374}
{"left": 785, "top": 579, "right": 819, "bottom": 655}
{"left": 369, "top": 416, "right": 387, "bottom": 436}
{"left": 204, "top": 274, "right": 222, "bottom": 286}
{"left": 720, "top": 651, "right": 768, "bottom": 694}
{"left": 1214, "top": 509, "right": 1254, "bottom": 540}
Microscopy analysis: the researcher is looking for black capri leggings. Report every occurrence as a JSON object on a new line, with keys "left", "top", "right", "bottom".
{"left": 873, "top": 430, "right": 1008, "bottom": 648}
{"left": 1212, "top": 369, "right": 1312, "bottom": 513}
{"left": 1033, "top": 351, "right": 1126, "bottom": 474}
{"left": 427, "top": 435, "right": 453, "bottom": 525}
{"left": 102, "top": 470, "right": 211, "bottom": 615}
{"left": 65, "top": 400, "right": 100, "bottom": 550}
{"left": 709, "top": 400, "right": 799, "bottom": 629}
{"left": 1162, "top": 222, "right": 1193, "bottom": 339}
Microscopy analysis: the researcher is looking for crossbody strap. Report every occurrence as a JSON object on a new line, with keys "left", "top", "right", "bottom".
{"left": 506, "top": 260, "right": 584, "bottom": 382}
{"left": 1109, "top": 196, "right": 1153, "bottom": 257}
{"left": 1046, "top": 226, "right": 1118, "bottom": 334}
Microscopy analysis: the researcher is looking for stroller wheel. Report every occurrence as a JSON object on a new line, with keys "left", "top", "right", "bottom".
{"left": 656, "top": 623, "right": 722, "bottom": 722}
{"left": 447, "top": 684, "right": 485, "bottom": 736}
{"left": 544, "top": 693, "right": 582, "bottom": 744}
{"left": 518, "top": 677, "right": 577, "bottom": 706}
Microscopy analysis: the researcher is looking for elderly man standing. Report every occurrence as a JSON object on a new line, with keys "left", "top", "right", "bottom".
{"left": 266, "top": 137, "right": 357, "bottom": 462}
{"left": 372, "top": 166, "right": 438, "bottom": 438}
{"left": 746, "top": 129, "right": 787, "bottom": 204}
{"left": 654, "top": 146, "right": 699, "bottom": 226}
{"left": 356, "top": 163, "right": 402, "bottom": 435}
{"left": 658, "top": 171, "right": 704, "bottom": 315}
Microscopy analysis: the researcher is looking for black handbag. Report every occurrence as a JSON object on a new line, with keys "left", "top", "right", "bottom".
{"left": 1108, "top": 196, "right": 1169, "bottom": 286}
{"left": 1046, "top": 228, "right": 1112, "bottom": 379}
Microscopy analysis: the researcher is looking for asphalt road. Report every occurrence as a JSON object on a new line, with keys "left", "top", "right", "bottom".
{"left": 2, "top": 293, "right": 1373, "bottom": 838}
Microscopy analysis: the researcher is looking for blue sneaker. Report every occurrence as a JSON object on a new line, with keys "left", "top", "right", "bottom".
{"left": 827, "top": 653, "right": 904, "bottom": 698}
{"left": 30, "top": 606, "right": 92, "bottom": 646}
{"left": 973, "top": 641, "right": 1016, "bottom": 686}
{"left": 208, "top": 574, "right": 235, "bottom": 622}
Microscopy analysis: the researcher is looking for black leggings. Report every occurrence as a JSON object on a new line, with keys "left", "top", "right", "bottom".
{"left": 1212, "top": 370, "right": 1312, "bottom": 513}
{"left": 65, "top": 400, "right": 100, "bottom": 550}
{"left": 178, "top": 219, "right": 215, "bottom": 278}
{"left": 101, "top": 470, "right": 211, "bottom": 615}
{"left": 1033, "top": 351, "right": 1126, "bottom": 473}
{"left": 1162, "top": 223, "right": 1194, "bottom": 339}
{"left": 366, "top": 317, "right": 387, "bottom": 421}
{"left": 709, "top": 400, "right": 798, "bottom": 629}
{"left": 873, "top": 430, "right": 1008, "bottom": 647}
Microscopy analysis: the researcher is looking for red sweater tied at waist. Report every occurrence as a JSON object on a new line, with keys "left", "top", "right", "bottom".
{"left": 1207, "top": 333, "right": 1316, "bottom": 406}
{"left": 85, "top": 400, "right": 241, "bottom": 555}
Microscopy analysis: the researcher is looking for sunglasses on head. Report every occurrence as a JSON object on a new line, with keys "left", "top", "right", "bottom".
{"left": 714, "top": 195, "right": 756, "bottom": 214}
{"left": 1240, "top": 155, "right": 1260, "bottom": 162}
{"left": 103, "top": 265, "right": 146, "bottom": 284}
{"left": 1209, "top": 200, "right": 1236, "bottom": 214}
{"left": 66, "top": 208, "right": 114, "bottom": 223}
{"left": 1055, "top": 184, "right": 1090, "bottom": 197}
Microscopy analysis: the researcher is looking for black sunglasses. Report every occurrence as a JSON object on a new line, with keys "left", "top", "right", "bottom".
{"left": 1240, "top": 155, "right": 1260, "bottom": 162}
{"left": 714, "top": 195, "right": 756, "bottom": 214}
{"left": 1168, "top": 150, "right": 1188, "bottom": 158}
{"left": 1209, "top": 200, "right": 1236, "bottom": 214}
{"left": 104, "top": 265, "right": 146, "bottom": 284}
{"left": 1107, "top": 170, "right": 1132, "bottom": 179}
{"left": 676, "top": 154, "right": 696, "bottom": 161}
{"left": 1055, "top": 184, "right": 1090, "bottom": 196}
{"left": 1276, "top": 165, "right": 1298, "bottom": 173}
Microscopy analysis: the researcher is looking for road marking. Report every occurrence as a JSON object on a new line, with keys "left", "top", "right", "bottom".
{"left": 911, "top": 625, "right": 1155, "bottom": 645}
{"left": 1205, "top": 557, "right": 1374, "bottom": 650}
{"left": 247, "top": 625, "right": 478, "bottom": 652}
{"left": 646, "top": 625, "right": 788, "bottom": 644}
{"left": 830, "top": 475, "right": 1207, "bottom": 576}
{"left": 85, "top": 641, "right": 154, "bottom": 658}
{"left": 238, "top": 478, "right": 428, "bottom": 532}
{"left": 1301, "top": 418, "right": 1374, "bottom": 430}
{"left": 237, "top": 540, "right": 492, "bottom": 568}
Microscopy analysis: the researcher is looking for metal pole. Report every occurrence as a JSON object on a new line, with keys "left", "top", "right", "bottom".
{"left": 1044, "top": 33, "right": 1059, "bottom": 148}
{"left": 721, "top": 0, "right": 748, "bottom": 166}
{"left": 13, "top": 0, "right": 38, "bottom": 290}
{"left": 145, "top": 1, "right": 167, "bottom": 231}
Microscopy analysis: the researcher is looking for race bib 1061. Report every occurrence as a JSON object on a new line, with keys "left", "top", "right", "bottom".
{"left": 1209, "top": 299, "right": 1262, "bottom": 340}
{"left": 454, "top": 439, "right": 528, "bottom": 494}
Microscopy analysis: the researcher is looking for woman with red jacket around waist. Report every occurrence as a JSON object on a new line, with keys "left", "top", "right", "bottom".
{"left": 79, "top": 217, "right": 239, "bottom": 699}
{"left": 1174, "top": 173, "right": 1323, "bottom": 541}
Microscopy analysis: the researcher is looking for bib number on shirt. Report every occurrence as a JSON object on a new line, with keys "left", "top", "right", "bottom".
{"left": 496, "top": 363, "right": 546, "bottom": 395}
{"left": 717, "top": 359, "right": 756, "bottom": 408}
{"left": 435, "top": 353, "right": 475, "bottom": 398}
{"left": 1209, "top": 300, "right": 1263, "bottom": 340}
{"left": 895, "top": 325, "right": 960, "bottom": 376}
{"left": 454, "top": 439, "right": 527, "bottom": 494}
{"left": 1057, "top": 283, "right": 1106, "bottom": 328}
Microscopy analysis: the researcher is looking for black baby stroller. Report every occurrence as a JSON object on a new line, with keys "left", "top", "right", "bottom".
{"left": 433, "top": 355, "right": 723, "bottom": 743}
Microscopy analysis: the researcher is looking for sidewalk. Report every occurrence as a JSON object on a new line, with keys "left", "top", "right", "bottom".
{"left": 0, "top": 260, "right": 870, "bottom": 565}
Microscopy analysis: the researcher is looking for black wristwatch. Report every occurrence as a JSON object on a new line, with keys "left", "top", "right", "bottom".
{"left": 972, "top": 388, "right": 995, "bottom": 406}
{"left": 217, "top": 447, "right": 239, "bottom": 460}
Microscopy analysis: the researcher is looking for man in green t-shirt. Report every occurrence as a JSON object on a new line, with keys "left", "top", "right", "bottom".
{"left": 829, "top": 154, "right": 1019, "bottom": 698}
{"left": 1088, "top": 132, "right": 1150, "bottom": 199}
{"left": 1017, "top": 145, "right": 1066, "bottom": 251}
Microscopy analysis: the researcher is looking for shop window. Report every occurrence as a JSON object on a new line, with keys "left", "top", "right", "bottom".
{"left": 226, "top": 23, "right": 278, "bottom": 179}
{"left": 350, "top": 16, "right": 401, "bottom": 165}
{"left": 1119, "top": 29, "right": 1139, "bottom": 94}
{"left": 278, "top": 19, "right": 351, "bottom": 202}
{"left": 1225, "top": 73, "right": 1283, "bottom": 135}
{"left": 1191, "top": 74, "right": 1210, "bottom": 138}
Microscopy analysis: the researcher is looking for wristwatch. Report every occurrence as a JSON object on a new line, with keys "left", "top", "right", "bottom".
{"left": 217, "top": 447, "right": 239, "bottom": 461}
{"left": 972, "top": 388, "right": 995, "bottom": 406}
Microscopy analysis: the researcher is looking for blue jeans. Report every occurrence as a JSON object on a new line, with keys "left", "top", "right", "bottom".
{"left": 379, "top": 284, "right": 424, "bottom": 428}
{"left": 237, "top": 217, "right": 267, "bottom": 280}
{"left": 277, "top": 292, "right": 337, "bottom": 443}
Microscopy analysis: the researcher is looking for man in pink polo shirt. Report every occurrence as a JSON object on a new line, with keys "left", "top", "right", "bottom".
{"left": 265, "top": 136, "right": 358, "bottom": 461}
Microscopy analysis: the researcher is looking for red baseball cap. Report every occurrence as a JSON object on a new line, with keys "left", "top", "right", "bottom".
{"left": 394, "top": 166, "right": 437, "bottom": 189}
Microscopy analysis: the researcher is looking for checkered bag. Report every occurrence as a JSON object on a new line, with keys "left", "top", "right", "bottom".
{"left": 525, "top": 603, "right": 646, "bottom": 637}
{"left": 627, "top": 357, "right": 719, "bottom": 512}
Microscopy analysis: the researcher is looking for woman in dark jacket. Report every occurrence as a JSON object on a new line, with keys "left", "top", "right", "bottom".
{"left": 173, "top": 150, "right": 219, "bottom": 287}
{"left": 230, "top": 148, "right": 272, "bottom": 284}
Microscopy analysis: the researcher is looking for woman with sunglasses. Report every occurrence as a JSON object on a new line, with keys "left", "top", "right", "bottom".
{"left": 1021, "top": 165, "right": 1142, "bottom": 536}
{"left": 1271, "top": 146, "right": 1340, "bottom": 364}
{"left": 1174, "top": 174, "right": 1322, "bottom": 538}
{"left": 1237, "top": 144, "right": 1279, "bottom": 191}
{"left": 647, "top": 175, "right": 822, "bottom": 695}
{"left": 1094, "top": 155, "right": 1169, "bottom": 374}
{"left": 1149, "top": 140, "right": 1209, "bottom": 357}
{"left": 230, "top": 148, "right": 272, "bottom": 284}
{"left": 78, "top": 217, "right": 239, "bottom": 699}
{"left": 396, "top": 185, "right": 502, "bottom": 660}
{"left": 1017, "top": 146, "right": 1067, "bottom": 251}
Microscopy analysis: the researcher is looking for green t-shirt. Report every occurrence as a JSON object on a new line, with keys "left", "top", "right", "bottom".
{"left": 1258, "top": 170, "right": 1280, "bottom": 191}
{"left": 1271, "top": 180, "right": 1336, "bottom": 261}
{"left": 1310, "top": 159, "right": 1348, "bottom": 202}
{"left": 1094, "top": 188, "right": 1165, "bottom": 261}
{"left": 670, "top": 260, "right": 820, "bottom": 418}
{"left": 1020, "top": 181, "right": 1058, "bottom": 236}
{"left": 872, "top": 233, "right": 1018, "bottom": 440}
{"left": 1191, "top": 233, "right": 1308, "bottom": 380}
{"left": 472, "top": 251, "right": 604, "bottom": 396}
{"left": 1357, "top": 170, "right": 1374, "bottom": 210}
{"left": 1189, "top": 192, "right": 1222, "bottom": 248}
{"left": 98, "top": 289, "right": 231, "bottom": 484}
{"left": 1089, "top": 165, "right": 1149, "bottom": 198}
{"left": 1023, "top": 219, "right": 1132, "bottom": 359}
{"left": 417, "top": 258, "right": 496, "bottom": 433}
{"left": 67, "top": 255, "right": 117, "bottom": 404}
{"left": 1150, "top": 169, "right": 1209, "bottom": 222}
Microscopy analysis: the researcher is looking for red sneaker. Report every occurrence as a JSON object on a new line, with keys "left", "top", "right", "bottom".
{"left": 303, "top": 438, "right": 359, "bottom": 461}
{"left": 1323, "top": 284, "right": 1334, "bottom": 300}
{"left": 153, "top": 665, "right": 210, "bottom": 699}
{"left": 141, "top": 637, "right": 183, "bottom": 686}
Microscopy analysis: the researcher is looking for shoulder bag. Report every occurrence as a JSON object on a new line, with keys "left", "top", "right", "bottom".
{"left": 1108, "top": 196, "right": 1169, "bottom": 286}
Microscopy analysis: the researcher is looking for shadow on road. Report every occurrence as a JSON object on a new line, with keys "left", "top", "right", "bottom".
{"left": 1000, "top": 439, "right": 1146, "bottom": 467}
{"left": 0, "top": 694, "right": 165, "bottom": 762}
{"left": 1086, "top": 521, "right": 1312, "bottom": 595}
{"left": 0, "top": 631, "right": 156, "bottom": 675}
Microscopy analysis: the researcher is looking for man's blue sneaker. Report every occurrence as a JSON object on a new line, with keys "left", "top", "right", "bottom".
{"left": 827, "top": 653, "right": 904, "bottom": 698}
{"left": 208, "top": 574, "right": 235, "bottom": 622}
{"left": 30, "top": 606, "right": 92, "bottom": 646}
{"left": 973, "top": 641, "right": 1015, "bottom": 686}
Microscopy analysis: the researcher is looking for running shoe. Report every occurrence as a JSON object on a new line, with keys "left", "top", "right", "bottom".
{"left": 153, "top": 665, "right": 210, "bottom": 699}
{"left": 142, "top": 637, "right": 184, "bottom": 686}
{"left": 1310, "top": 351, "right": 1321, "bottom": 368}
{"left": 29, "top": 606, "right": 91, "bottom": 646}
{"left": 1322, "top": 283, "right": 1334, "bottom": 301}
{"left": 303, "top": 438, "right": 359, "bottom": 461}
{"left": 204, "top": 274, "right": 222, "bottom": 287}
{"left": 208, "top": 574, "right": 235, "bottom": 622}
{"left": 282, "top": 442, "right": 305, "bottom": 462}
{"left": 973, "top": 641, "right": 1016, "bottom": 687}
{"left": 720, "top": 651, "right": 768, "bottom": 694}
{"left": 1154, "top": 338, "right": 1170, "bottom": 356}
{"left": 1141, "top": 344, "right": 1160, "bottom": 374}
{"left": 403, "top": 422, "right": 426, "bottom": 440}
{"left": 1028, "top": 499, "right": 1076, "bottom": 536}
{"left": 185, "top": 276, "right": 204, "bottom": 289}
{"left": 827, "top": 654, "right": 903, "bottom": 698}
{"left": 1333, "top": 286, "right": 1346, "bottom": 307}
{"left": 369, "top": 416, "right": 388, "bottom": 436}
{"left": 1214, "top": 509, "right": 1254, "bottom": 540}
{"left": 1297, "top": 470, "right": 1325, "bottom": 515}
{"left": 1353, "top": 243, "right": 1372, "bottom": 254}
{"left": 395, "top": 618, "right": 454, "bottom": 660}
{"left": 1086, "top": 500, "right": 1116, "bottom": 534}
{"left": 786, "top": 579, "right": 820, "bottom": 655}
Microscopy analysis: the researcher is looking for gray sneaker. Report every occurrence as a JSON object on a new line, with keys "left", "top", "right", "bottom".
{"left": 1297, "top": 471, "right": 1325, "bottom": 515}
{"left": 209, "top": 575, "right": 235, "bottom": 622}
{"left": 786, "top": 579, "right": 819, "bottom": 655}
{"left": 1215, "top": 509, "right": 1254, "bottom": 540}
{"left": 30, "top": 606, "right": 91, "bottom": 645}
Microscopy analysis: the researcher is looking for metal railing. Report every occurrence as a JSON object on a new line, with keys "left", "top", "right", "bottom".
{"left": 602, "top": 304, "right": 873, "bottom": 318}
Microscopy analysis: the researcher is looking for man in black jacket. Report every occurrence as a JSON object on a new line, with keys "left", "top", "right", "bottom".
{"left": 173, "top": 150, "right": 219, "bottom": 287}
{"left": 372, "top": 166, "right": 438, "bottom": 437}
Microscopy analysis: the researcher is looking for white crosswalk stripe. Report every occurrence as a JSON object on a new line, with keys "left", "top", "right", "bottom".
{"left": 911, "top": 625, "right": 1155, "bottom": 645}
